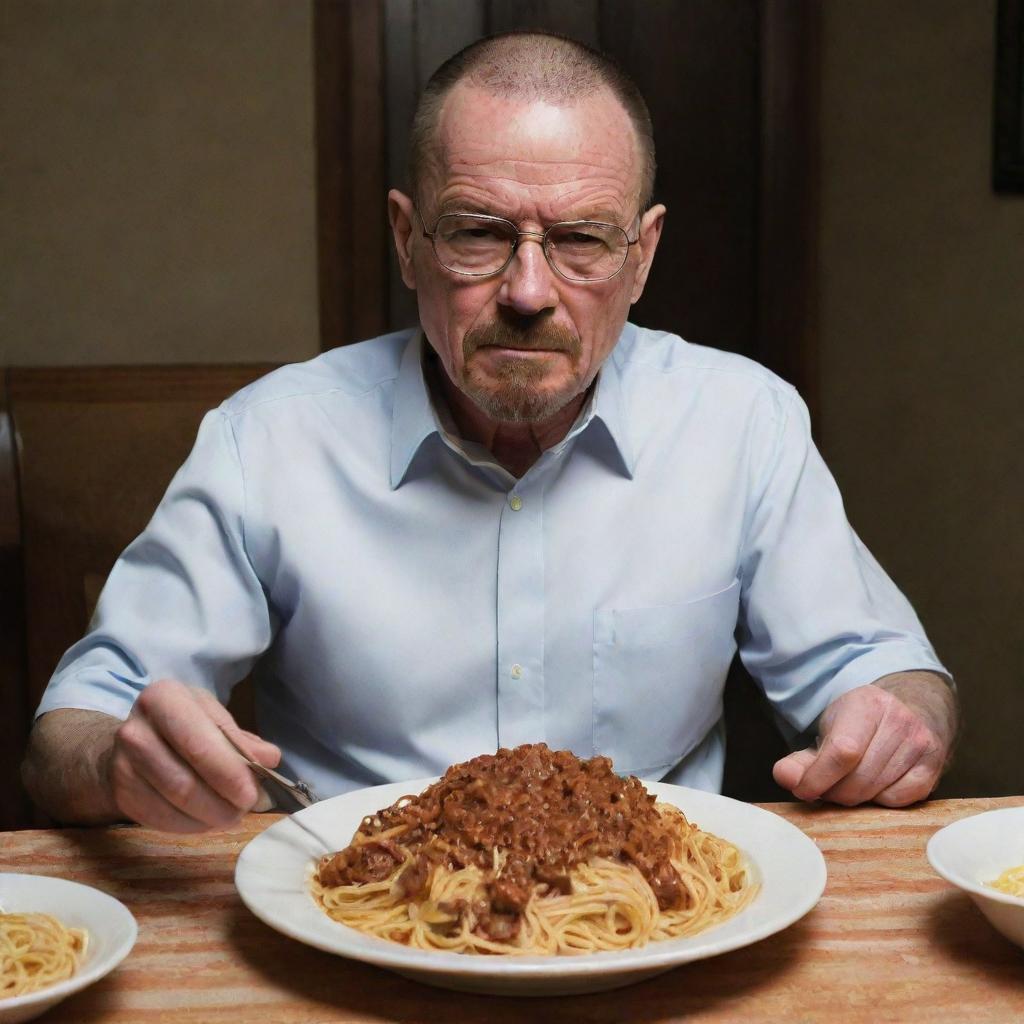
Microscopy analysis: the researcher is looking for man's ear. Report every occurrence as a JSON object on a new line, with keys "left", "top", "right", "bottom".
{"left": 629, "top": 203, "right": 666, "bottom": 305}
{"left": 388, "top": 189, "right": 418, "bottom": 290}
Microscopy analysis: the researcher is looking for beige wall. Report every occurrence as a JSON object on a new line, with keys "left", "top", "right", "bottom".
{"left": 819, "top": 0, "right": 1024, "bottom": 795}
{"left": 1, "top": 0, "right": 318, "bottom": 365}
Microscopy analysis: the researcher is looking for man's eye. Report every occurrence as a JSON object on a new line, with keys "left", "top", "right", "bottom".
{"left": 555, "top": 230, "right": 607, "bottom": 248}
{"left": 447, "top": 227, "right": 504, "bottom": 243}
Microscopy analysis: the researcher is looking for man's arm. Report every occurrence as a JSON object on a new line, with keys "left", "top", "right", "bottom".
{"left": 22, "top": 709, "right": 121, "bottom": 824}
{"left": 732, "top": 386, "right": 955, "bottom": 806}
{"left": 772, "top": 670, "right": 958, "bottom": 806}
{"left": 23, "top": 681, "right": 280, "bottom": 830}
{"left": 28, "top": 406, "right": 280, "bottom": 829}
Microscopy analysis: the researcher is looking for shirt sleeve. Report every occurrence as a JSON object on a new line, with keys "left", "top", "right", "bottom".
{"left": 35, "top": 407, "right": 273, "bottom": 721}
{"left": 737, "top": 386, "right": 951, "bottom": 735}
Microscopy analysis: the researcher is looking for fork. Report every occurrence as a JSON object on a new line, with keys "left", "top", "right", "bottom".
{"left": 219, "top": 729, "right": 319, "bottom": 809}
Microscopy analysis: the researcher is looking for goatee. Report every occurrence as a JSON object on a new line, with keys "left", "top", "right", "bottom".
{"left": 460, "top": 318, "right": 582, "bottom": 423}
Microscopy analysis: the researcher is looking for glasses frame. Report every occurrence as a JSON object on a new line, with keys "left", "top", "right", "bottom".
{"left": 419, "top": 210, "right": 640, "bottom": 283}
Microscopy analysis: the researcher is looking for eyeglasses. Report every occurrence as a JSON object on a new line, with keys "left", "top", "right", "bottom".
{"left": 420, "top": 211, "right": 639, "bottom": 283}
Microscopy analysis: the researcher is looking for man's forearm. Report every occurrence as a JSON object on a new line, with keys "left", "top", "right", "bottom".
{"left": 21, "top": 709, "right": 123, "bottom": 825}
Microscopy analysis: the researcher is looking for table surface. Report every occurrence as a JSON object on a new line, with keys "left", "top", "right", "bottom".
{"left": 1, "top": 796, "right": 1022, "bottom": 1024}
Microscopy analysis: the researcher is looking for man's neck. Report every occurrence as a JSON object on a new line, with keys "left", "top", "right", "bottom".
{"left": 426, "top": 355, "right": 588, "bottom": 478}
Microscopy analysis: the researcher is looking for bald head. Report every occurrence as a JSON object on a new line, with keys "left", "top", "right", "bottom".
{"left": 409, "top": 32, "right": 656, "bottom": 211}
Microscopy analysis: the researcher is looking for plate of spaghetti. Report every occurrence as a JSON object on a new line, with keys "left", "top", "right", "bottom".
{"left": 0, "top": 874, "right": 137, "bottom": 1023}
{"left": 236, "top": 744, "right": 825, "bottom": 995}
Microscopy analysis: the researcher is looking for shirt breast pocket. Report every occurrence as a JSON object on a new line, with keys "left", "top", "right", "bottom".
{"left": 592, "top": 579, "right": 741, "bottom": 775}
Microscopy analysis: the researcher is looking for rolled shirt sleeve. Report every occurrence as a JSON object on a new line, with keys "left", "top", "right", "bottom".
{"left": 36, "top": 408, "right": 274, "bottom": 722}
{"left": 737, "top": 387, "right": 950, "bottom": 735}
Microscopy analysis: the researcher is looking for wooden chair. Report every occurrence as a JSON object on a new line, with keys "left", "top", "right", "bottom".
{"left": 1, "top": 365, "right": 275, "bottom": 830}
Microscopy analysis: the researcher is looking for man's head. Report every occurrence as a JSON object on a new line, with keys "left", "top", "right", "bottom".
{"left": 389, "top": 32, "right": 666, "bottom": 427}
{"left": 407, "top": 33, "right": 657, "bottom": 214}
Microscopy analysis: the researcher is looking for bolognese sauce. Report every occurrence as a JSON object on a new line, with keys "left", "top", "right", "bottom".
{"left": 316, "top": 743, "right": 689, "bottom": 939}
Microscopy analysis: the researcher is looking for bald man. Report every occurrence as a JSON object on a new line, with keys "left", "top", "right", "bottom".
{"left": 24, "top": 32, "right": 956, "bottom": 832}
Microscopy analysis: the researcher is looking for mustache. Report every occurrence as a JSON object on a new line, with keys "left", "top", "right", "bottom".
{"left": 463, "top": 319, "right": 581, "bottom": 360}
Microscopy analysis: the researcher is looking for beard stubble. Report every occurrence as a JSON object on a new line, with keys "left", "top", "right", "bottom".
{"left": 460, "top": 318, "right": 583, "bottom": 423}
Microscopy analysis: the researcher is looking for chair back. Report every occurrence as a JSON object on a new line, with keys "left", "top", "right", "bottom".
{"left": 1, "top": 364, "right": 275, "bottom": 829}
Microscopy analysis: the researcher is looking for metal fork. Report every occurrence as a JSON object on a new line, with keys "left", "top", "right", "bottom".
{"left": 219, "top": 729, "right": 319, "bottom": 809}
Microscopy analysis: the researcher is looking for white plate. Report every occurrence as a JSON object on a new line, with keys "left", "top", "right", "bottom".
{"left": 927, "top": 806, "right": 1024, "bottom": 949}
{"left": 0, "top": 873, "right": 138, "bottom": 1023}
{"left": 235, "top": 780, "right": 826, "bottom": 995}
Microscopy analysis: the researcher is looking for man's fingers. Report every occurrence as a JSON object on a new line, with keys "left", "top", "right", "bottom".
{"left": 815, "top": 715, "right": 911, "bottom": 806}
{"left": 239, "top": 731, "right": 283, "bottom": 769}
{"left": 772, "top": 748, "right": 818, "bottom": 792}
{"left": 774, "top": 684, "right": 951, "bottom": 807}
{"left": 192, "top": 689, "right": 281, "bottom": 768}
{"left": 873, "top": 761, "right": 942, "bottom": 808}
{"left": 790, "top": 717, "right": 879, "bottom": 801}
{"left": 115, "top": 714, "right": 246, "bottom": 828}
{"left": 251, "top": 784, "right": 275, "bottom": 813}
{"left": 110, "top": 748, "right": 224, "bottom": 833}
{"left": 134, "top": 681, "right": 260, "bottom": 811}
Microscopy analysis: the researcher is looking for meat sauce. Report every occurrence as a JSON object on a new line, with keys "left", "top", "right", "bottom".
{"left": 317, "top": 744, "right": 688, "bottom": 941}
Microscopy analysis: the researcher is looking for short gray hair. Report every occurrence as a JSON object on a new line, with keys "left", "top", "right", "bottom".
{"left": 409, "top": 31, "right": 656, "bottom": 212}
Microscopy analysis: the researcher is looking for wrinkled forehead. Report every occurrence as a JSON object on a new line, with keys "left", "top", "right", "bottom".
{"left": 423, "top": 82, "right": 643, "bottom": 210}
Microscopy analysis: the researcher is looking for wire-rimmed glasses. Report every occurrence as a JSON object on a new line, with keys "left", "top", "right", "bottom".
{"left": 420, "top": 211, "right": 639, "bottom": 283}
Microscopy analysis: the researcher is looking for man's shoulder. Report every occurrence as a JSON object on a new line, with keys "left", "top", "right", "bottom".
{"left": 617, "top": 324, "right": 799, "bottom": 403}
{"left": 219, "top": 329, "right": 416, "bottom": 419}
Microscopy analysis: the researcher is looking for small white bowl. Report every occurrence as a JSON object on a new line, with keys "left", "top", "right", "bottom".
{"left": 927, "top": 806, "right": 1024, "bottom": 949}
{"left": 0, "top": 873, "right": 137, "bottom": 1023}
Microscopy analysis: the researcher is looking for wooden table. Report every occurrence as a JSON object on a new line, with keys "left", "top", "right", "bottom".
{"left": 2, "top": 797, "right": 1022, "bottom": 1023}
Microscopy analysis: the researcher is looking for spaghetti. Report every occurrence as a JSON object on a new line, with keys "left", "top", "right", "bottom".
{"left": 1, "top": 912, "right": 88, "bottom": 999}
{"left": 312, "top": 744, "right": 755, "bottom": 954}
{"left": 987, "top": 864, "right": 1024, "bottom": 898}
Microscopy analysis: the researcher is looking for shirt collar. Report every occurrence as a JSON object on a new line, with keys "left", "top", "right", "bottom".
{"left": 582, "top": 334, "right": 635, "bottom": 479}
{"left": 389, "top": 331, "right": 439, "bottom": 489}
{"left": 389, "top": 328, "right": 636, "bottom": 488}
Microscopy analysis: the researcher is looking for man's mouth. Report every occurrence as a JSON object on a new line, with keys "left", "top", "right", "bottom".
{"left": 478, "top": 344, "right": 562, "bottom": 354}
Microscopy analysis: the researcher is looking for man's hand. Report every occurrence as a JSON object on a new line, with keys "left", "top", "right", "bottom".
{"left": 23, "top": 681, "right": 281, "bottom": 831}
{"left": 772, "top": 671, "right": 958, "bottom": 807}
{"left": 107, "top": 679, "right": 281, "bottom": 832}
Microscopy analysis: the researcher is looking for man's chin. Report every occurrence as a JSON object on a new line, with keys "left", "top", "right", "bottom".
{"left": 463, "top": 377, "right": 575, "bottom": 425}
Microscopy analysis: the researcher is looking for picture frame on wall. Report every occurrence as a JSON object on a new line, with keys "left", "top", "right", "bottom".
{"left": 993, "top": 0, "right": 1024, "bottom": 192}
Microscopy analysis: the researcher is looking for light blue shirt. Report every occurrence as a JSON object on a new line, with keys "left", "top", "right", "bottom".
{"left": 38, "top": 325, "right": 948, "bottom": 795}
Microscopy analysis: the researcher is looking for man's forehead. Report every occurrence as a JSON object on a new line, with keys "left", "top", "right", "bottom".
{"left": 426, "top": 82, "right": 642, "bottom": 207}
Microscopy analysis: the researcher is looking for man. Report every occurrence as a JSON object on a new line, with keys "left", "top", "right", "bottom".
{"left": 23, "top": 33, "right": 956, "bottom": 833}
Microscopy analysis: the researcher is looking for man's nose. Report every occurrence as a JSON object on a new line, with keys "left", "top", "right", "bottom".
{"left": 497, "top": 237, "right": 560, "bottom": 316}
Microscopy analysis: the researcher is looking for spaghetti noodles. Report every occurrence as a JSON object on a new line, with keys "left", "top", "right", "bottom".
{"left": 1, "top": 912, "right": 88, "bottom": 999}
{"left": 312, "top": 744, "right": 755, "bottom": 954}
{"left": 987, "top": 864, "right": 1024, "bottom": 898}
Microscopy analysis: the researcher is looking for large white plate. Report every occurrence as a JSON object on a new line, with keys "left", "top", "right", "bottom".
{"left": 235, "top": 780, "right": 826, "bottom": 996}
{"left": 0, "top": 873, "right": 138, "bottom": 1024}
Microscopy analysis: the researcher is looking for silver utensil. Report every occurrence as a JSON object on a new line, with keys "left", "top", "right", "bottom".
{"left": 220, "top": 729, "right": 319, "bottom": 809}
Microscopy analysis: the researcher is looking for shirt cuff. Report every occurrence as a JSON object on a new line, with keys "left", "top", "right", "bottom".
{"left": 777, "top": 642, "right": 951, "bottom": 735}
{"left": 34, "top": 670, "right": 141, "bottom": 723}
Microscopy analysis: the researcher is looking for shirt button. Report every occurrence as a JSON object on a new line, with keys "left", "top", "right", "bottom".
{"left": 509, "top": 495, "right": 523, "bottom": 511}
{"left": 510, "top": 663, "right": 523, "bottom": 679}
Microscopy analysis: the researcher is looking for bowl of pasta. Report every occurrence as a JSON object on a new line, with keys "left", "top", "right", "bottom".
{"left": 927, "top": 806, "right": 1024, "bottom": 950}
{"left": 0, "top": 873, "right": 137, "bottom": 1023}
{"left": 236, "top": 744, "right": 828, "bottom": 995}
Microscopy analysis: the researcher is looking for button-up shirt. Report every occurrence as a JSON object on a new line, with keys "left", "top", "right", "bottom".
{"left": 38, "top": 325, "right": 948, "bottom": 795}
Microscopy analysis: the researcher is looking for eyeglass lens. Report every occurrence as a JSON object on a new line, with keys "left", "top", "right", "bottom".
{"left": 431, "top": 215, "right": 630, "bottom": 281}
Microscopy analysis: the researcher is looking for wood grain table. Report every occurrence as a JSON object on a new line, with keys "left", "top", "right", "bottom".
{"left": 2, "top": 797, "right": 1022, "bottom": 1023}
